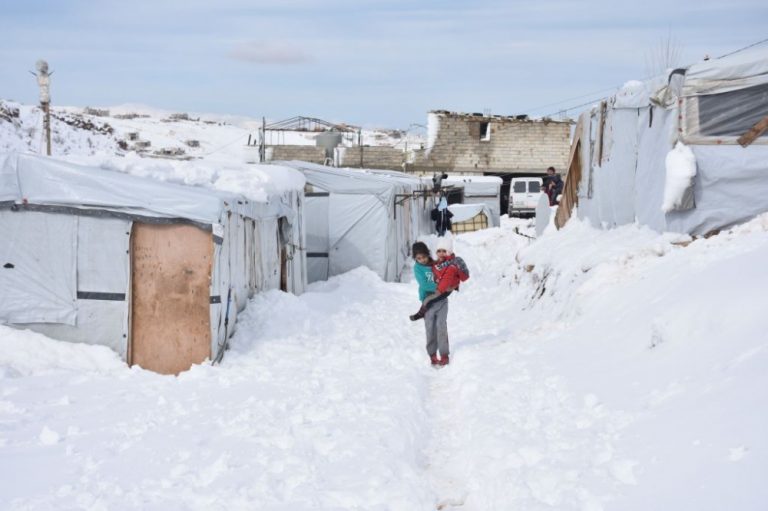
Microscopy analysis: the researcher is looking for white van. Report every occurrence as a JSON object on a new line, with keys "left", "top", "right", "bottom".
{"left": 508, "top": 177, "right": 542, "bottom": 217}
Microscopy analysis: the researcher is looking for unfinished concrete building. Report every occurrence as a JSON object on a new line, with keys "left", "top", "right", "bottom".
{"left": 415, "top": 111, "right": 571, "bottom": 173}
{"left": 411, "top": 111, "right": 572, "bottom": 212}
{"left": 247, "top": 116, "right": 407, "bottom": 170}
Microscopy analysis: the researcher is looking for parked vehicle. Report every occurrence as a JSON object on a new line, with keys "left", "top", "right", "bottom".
{"left": 508, "top": 177, "right": 542, "bottom": 217}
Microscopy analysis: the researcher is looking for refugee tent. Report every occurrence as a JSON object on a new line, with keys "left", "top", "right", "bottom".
{"left": 442, "top": 175, "right": 502, "bottom": 227}
{"left": 555, "top": 46, "right": 768, "bottom": 236}
{"left": 366, "top": 167, "right": 436, "bottom": 239}
{"left": 0, "top": 152, "right": 306, "bottom": 374}
{"left": 278, "top": 161, "right": 430, "bottom": 283}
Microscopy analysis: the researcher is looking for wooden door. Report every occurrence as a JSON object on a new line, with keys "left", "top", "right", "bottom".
{"left": 130, "top": 223, "right": 213, "bottom": 375}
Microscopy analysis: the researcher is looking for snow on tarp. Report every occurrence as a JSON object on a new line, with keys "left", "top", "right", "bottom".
{"left": 443, "top": 175, "right": 502, "bottom": 227}
{"left": 82, "top": 153, "right": 306, "bottom": 204}
{"left": 0, "top": 152, "right": 301, "bottom": 226}
{"left": 280, "top": 160, "right": 396, "bottom": 195}
{"left": 443, "top": 175, "right": 502, "bottom": 197}
{"left": 662, "top": 142, "right": 697, "bottom": 213}
{"left": 1, "top": 152, "right": 236, "bottom": 225}
{"left": 614, "top": 80, "right": 651, "bottom": 109}
{"left": 448, "top": 203, "right": 485, "bottom": 223}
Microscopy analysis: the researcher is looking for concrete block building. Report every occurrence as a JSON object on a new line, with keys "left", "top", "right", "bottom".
{"left": 415, "top": 111, "right": 571, "bottom": 173}
{"left": 410, "top": 110, "right": 572, "bottom": 212}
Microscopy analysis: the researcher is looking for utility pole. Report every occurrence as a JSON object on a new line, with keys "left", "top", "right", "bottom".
{"left": 31, "top": 60, "right": 52, "bottom": 156}
{"left": 358, "top": 129, "right": 363, "bottom": 168}
{"left": 259, "top": 116, "right": 266, "bottom": 163}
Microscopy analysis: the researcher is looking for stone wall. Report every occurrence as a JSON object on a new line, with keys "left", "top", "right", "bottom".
{"left": 266, "top": 145, "right": 326, "bottom": 164}
{"left": 338, "top": 146, "right": 405, "bottom": 170}
{"left": 417, "top": 113, "right": 571, "bottom": 174}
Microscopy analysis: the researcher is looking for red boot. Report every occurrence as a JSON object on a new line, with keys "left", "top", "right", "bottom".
{"left": 439, "top": 355, "right": 450, "bottom": 366}
{"left": 430, "top": 354, "right": 440, "bottom": 366}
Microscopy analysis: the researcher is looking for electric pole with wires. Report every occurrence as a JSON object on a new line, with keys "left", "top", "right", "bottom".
{"left": 30, "top": 59, "right": 52, "bottom": 156}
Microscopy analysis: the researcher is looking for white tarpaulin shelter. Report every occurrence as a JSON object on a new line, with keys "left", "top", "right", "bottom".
{"left": 279, "top": 161, "right": 432, "bottom": 283}
{"left": 442, "top": 175, "right": 502, "bottom": 227}
{"left": 0, "top": 153, "right": 307, "bottom": 373}
{"left": 561, "top": 46, "right": 768, "bottom": 236}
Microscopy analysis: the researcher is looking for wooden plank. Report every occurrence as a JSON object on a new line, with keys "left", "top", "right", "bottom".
{"left": 555, "top": 115, "right": 585, "bottom": 230}
{"left": 737, "top": 115, "right": 768, "bottom": 148}
{"left": 597, "top": 100, "right": 607, "bottom": 165}
{"left": 130, "top": 223, "right": 213, "bottom": 375}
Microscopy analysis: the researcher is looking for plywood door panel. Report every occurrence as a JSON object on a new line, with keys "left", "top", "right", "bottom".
{"left": 130, "top": 223, "right": 212, "bottom": 375}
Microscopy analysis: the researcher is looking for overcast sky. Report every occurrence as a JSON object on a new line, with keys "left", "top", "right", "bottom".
{"left": 1, "top": 0, "right": 766, "bottom": 128}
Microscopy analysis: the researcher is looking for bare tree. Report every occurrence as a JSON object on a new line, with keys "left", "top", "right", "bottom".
{"left": 645, "top": 31, "right": 684, "bottom": 77}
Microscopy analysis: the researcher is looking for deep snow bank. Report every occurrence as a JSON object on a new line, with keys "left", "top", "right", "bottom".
{"left": 0, "top": 267, "right": 435, "bottom": 510}
{"left": 0, "top": 325, "right": 125, "bottom": 377}
{"left": 507, "top": 215, "right": 768, "bottom": 510}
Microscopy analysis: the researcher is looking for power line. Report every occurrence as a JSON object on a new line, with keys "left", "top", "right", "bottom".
{"left": 716, "top": 36, "right": 768, "bottom": 59}
{"left": 528, "top": 35, "right": 768, "bottom": 119}
{"left": 526, "top": 85, "right": 622, "bottom": 113}
{"left": 543, "top": 95, "right": 612, "bottom": 118}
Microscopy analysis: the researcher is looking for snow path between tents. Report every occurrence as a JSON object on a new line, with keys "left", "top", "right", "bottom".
{"left": 2, "top": 216, "right": 768, "bottom": 510}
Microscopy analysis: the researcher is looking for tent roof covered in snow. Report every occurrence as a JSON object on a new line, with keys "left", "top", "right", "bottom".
{"left": 279, "top": 160, "right": 413, "bottom": 195}
{"left": 442, "top": 175, "right": 502, "bottom": 197}
{"left": 0, "top": 152, "right": 301, "bottom": 226}
{"left": 278, "top": 160, "right": 427, "bottom": 283}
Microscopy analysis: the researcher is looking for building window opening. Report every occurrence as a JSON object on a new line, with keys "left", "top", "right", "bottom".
{"left": 479, "top": 121, "right": 491, "bottom": 141}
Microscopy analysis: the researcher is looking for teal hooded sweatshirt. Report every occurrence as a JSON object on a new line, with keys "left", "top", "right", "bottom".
{"left": 413, "top": 262, "right": 437, "bottom": 301}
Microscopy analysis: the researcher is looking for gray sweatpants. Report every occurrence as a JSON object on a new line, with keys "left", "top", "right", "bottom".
{"left": 424, "top": 298, "right": 449, "bottom": 357}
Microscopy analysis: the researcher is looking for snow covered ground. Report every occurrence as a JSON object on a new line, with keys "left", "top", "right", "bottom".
{"left": 2, "top": 215, "right": 767, "bottom": 510}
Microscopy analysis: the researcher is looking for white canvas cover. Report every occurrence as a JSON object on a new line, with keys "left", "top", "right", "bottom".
{"left": 0, "top": 210, "right": 77, "bottom": 324}
{"left": 280, "top": 161, "right": 420, "bottom": 283}
{"left": 1, "top": 153, "right": 307, "bottom": 365}
{"left": 679, "top": 48, "right": 768, "bottom": 145}
{"left": 573, "top": 47, "right": 768, "bottom": 236}
{"left": 682, "top": 47, "right": 768, "bottom": 96}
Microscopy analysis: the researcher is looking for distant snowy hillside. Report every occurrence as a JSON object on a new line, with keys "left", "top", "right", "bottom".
{"left": 0, "top": 99, "right": 422, "bottom": 165}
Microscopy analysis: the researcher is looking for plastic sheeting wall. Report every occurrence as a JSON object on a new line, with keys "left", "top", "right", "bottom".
{"left": 209, "top": 188, "right": 307, "bottom": 360}
{"left": 305, "top": 194, "right": 331, "bottom": 283}
{"left": 1, "top": 192, "right": 306, "bottom": 364}
{"left": 576, "top": 99, "right": 768, "bottom": 235}
{"left": 1, "top": 211, "right": 132, "bottom": 358}
{"left": 0, "top": 210, "right": 77, "bottom": 325}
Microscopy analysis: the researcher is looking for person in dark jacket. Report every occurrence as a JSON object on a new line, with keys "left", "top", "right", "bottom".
{"left": 543, "top": 166, "right": 564, "bottom": 206}
{"left": 431, "top": 193, "right": 453, "bottom": 236}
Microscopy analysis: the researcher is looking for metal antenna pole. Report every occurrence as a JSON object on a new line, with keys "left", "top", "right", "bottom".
{"left": 32, "top": 59, "right": 52, "bottom": 155}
